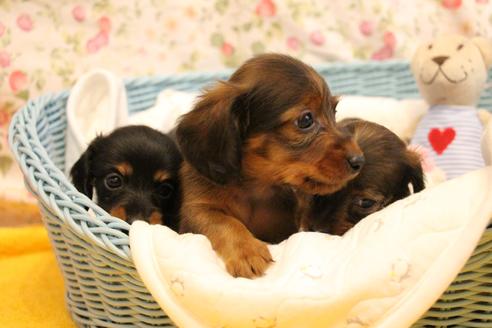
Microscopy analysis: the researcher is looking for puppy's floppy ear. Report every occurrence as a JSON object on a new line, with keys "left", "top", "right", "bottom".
{"left": 404, "top": 149, "right": 425, "bottom": 193}
{"left": 70, "top": 137, "right": 101, "bottom": 198}
{"left": 331, "top": 95, "right": 340, "bottom": 109}
{"left": 176, "top": 81, "right": 247, "bottom": 185}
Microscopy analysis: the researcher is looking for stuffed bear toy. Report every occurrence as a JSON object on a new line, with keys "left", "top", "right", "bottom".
{"left": 410, "top": 34, "right": 492, "bottom": 182}
{"left": 483, "top": 118, "right": 492, "bottom": 165}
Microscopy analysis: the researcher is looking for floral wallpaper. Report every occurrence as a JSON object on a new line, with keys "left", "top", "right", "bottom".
{"left": 1, "top": 0, "right": 491, "bottom": 201}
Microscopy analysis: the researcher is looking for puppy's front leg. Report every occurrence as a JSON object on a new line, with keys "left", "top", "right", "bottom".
{"left": 180, "top": 209, "right": 273, "bottom": 278}
{"left": 294, "top": 191, "right": 313, "bottom": 231}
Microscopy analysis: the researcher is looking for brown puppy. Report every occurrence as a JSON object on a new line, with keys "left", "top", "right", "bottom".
{"left": 176, "top": 54, "right": 364, "bottom": 278}
{"left": 303, "top": 118, "right": 424, "bottom": 235}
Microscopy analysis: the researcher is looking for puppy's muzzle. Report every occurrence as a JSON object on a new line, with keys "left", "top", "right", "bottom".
{"left": 346, "top": 154, "right": 365, "bottom": 173}
{"left": 122, "top": 194, "right": 163, "bottom": 224}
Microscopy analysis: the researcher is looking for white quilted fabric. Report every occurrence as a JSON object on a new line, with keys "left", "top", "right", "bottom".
{"left": 482, "top": 120, "right": 492, "bottom": 165}
{"left": 63, "top": 79, "right": 492, "bottom": 326}
{"left": 130, "top": 167, "right": 492, "bottom": 328}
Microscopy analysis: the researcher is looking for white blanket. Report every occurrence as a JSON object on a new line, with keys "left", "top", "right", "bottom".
{"left": 63, "top": 72, "right": 492, "bottom": 326}
{"left": 130, "top": 167, "right": 492, "bottom": 328}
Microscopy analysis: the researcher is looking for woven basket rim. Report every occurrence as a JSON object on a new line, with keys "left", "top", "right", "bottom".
{"left": 7, "top": 59, "right": 417, "bottom": 260}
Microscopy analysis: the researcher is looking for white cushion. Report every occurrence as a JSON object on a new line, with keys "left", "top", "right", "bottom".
{"left": 130, "top": 167, "right": 492, "bottom": 328}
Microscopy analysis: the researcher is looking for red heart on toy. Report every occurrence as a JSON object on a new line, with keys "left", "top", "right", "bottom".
{"left": 428, "top": 127, "right": 456, "bottom": 155}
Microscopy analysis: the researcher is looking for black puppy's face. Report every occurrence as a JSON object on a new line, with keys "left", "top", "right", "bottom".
{"left": 305, "top": 119, "right": 425, "bottom": 235}
{"left": 70, "top": 125, "right": 182, "bottom": 229}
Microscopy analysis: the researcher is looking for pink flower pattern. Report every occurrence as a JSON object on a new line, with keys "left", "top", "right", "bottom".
{"left": 98, "top": 16, "right": 112, "bottom": 33}
{"left": 383, "top": 32, "right": 396, "bottom": 48}
{"left": 0, "top": 51, "right": 10, "bottom": 68}
{"left": 371, "top": 45, "right": 394, "bottom": 60}
{"left": 16, "top": 14, "right": 33, "bottom": 32}
{"left": 287, "top": 36, "right": 300, "bottom": 51}
{"left": 9, "top": 71, "right": 28, "bottom": 93}
{"left": 309, "top": 31, "right": 325, "bottom": 46}
{"left": 359, "top": 20, "right": 374, "bottom": 36}
{"left": 442, "top": 0, "right": 462, "bottom": 9}
{"left": 372, "top": 31, "right": 397, "bottom": 60}
{"left": 72, "top": 5, "right": 86, "bottom": 23}
{"left": 0, "top": 0, "right": 491, "bottom": 200}
{"left": 255, "top": 0, "right": 276, "bottom": 17}
{"left": 86, "top": 16, "right": 112, "bottom": 54}
{"left": 0, "top": 110, "right": 10, "bottom": 127}
{"left": 221, "top": 42, "right": 234, "bottom": 56}
{"left": 86, "top": 31, "right": 109, "bottom": 54}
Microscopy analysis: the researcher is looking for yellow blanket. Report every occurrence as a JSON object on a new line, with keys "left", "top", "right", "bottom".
{"left": 0, "top": 225, "right": 76, "bottom": 328}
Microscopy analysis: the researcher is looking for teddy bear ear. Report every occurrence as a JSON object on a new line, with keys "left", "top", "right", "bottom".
{"left": 472, "top": 37, "right": 492, "bottom": 69}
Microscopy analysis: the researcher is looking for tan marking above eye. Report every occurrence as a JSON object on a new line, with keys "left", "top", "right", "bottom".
{"left": 149, "top": 211, "right": 163, "bottom": 225}
{"left": 279, "top": 105, "right": 309, "bottom": 123}
{"left": 154, "top": 170, "right": 170, "bottom": 182}
{"left": 354, "top": 189, "right": 385, "bottom": 203}
{"left": 115, "top": 162, "right": 133, "bottom": 176}
{"left": 110, "top": 206, "right": 127, "bottom": 221}
{"left": 278, "top": 95, "right": 335, "bottom": 129}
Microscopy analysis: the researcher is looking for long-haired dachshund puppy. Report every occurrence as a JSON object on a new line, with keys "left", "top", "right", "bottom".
{"left": 70, "top": 125, "right": 182, "bottom": 230}
{"left": 304, "top": 118, "right": 425, "bottom": 235}
{"left": 176, "top": 54, "right": 365, "bottom": 278}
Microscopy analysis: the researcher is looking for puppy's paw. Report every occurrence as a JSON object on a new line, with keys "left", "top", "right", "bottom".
{"left": 222, "top": 238, "right": 273, "bottom": 279}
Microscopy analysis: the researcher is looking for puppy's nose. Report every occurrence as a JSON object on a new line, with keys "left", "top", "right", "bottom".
{"left": 347, "top": 154, "right": 365, "bottom": 172}
{"left": 432, "top": 56, "right": 449, "bottom": 66}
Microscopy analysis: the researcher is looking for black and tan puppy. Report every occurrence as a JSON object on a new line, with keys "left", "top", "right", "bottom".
{"left": 176, "top": 54, "right": 365, "bottom": 278}
{"left": 303, "top": 118, "right": 425, "bottom": 235}
{"left": 70, "top": 125, "right": 182, "bottom": 230}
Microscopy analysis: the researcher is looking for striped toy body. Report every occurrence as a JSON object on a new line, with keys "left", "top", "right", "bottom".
{"left": 411, "top": 105, "right": 485, "bottom": 180}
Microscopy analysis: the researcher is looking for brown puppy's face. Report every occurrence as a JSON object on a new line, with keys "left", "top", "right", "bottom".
{"left": 242, "top": 97, "right": 362, "bottom": 195}
{"left": 70, "top": 125, "right": 182, "bottom": 230}
{"left": 305, "top": 119, "right": 425, "bottom": 235}
{"left": 177, "top": 54, "right": 363, "bottom": 194}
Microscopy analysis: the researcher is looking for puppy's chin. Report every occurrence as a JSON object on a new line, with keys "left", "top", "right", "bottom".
{"left": 289, "top": 173, "right": 356, "bottom": 195}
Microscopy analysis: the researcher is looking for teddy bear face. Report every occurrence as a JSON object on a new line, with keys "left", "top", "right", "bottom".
{"left": 411, "top": 35, "right": 490, "bottom": 107}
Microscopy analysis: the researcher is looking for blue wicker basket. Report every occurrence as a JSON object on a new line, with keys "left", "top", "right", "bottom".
{"left": 8, "top": 60, "right": 492, "bottom": 327}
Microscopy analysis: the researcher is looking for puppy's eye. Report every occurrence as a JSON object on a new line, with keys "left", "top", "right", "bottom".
{"left": 157, "top": 182, "right": 174, "bottom": 199}
{"left": 104, "top": 173, "right": 123, "bottom": 190}
{"left": 457, "top": 44, "right": 464, "bottom": 51}
{"left": 296, "top": 111, "right": 315, "bottom": 130}
{"left": 428, "top": 44, "right": 433, "bottom": 50}
{"left": 355, "top": 198, "right": 376, "bottom": 209}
